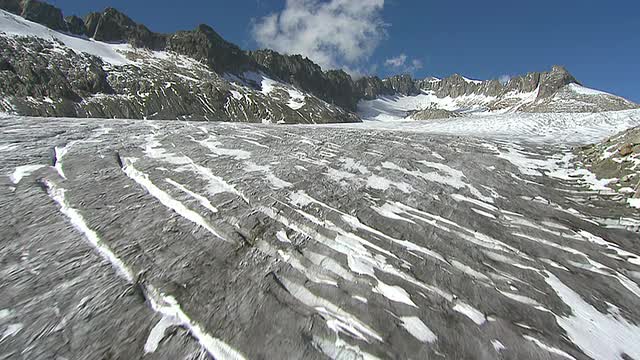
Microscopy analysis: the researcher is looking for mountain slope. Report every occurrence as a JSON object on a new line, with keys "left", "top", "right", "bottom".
{"left": 0, "top": 9, "right": 357, "bottom": 123}
{"left": 0, "top": 0, "right": 637, "bottom": 123}
{"left": 359, "top": 67, "right": 638, "bottom": 121}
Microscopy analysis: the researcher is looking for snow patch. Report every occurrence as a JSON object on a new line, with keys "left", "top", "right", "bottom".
{"left": 1, "top": 323, "right": 22, "bottom": 342}
{"left": 567, "top": 83, "right": 611, "bottom": 96}
{"left": 544, "top": 272, "right": 640, "bottom": 360}
{"left": 523, "top": 335, "right": 576, "bottom": 360}
{"left": 276, "top": 229, "right": 291, "bottom": 243}
{"left": 491, "top": 339, "right": 506, "bottom": 352}
{"left": 146, "top": 286, "right": 247, "bottom": 360}
{"left": 453, "top": 302, "right": 486, "bottom": 325}
{"left": 9, "top": 164, "right": 45, "bottom": 184}
{"left": 122, "top": 158, "right": 228, "bottom": 242}
{"left": 373, "top": 281, "right": 417, "bottom": 307}
{"left": 144, "top": 315, "right": 181, "bottom": 353}
{"left": 0, "top": 10, "right": 132, "bottom": 65}
{"left": 366, "top": 174, "right": 413, "bottom": 193}
{"left": 400, "top": 316, "right": 437, "bottom": 343}
{"left": 166, "top": 178, "right": 218, "bottom": 213}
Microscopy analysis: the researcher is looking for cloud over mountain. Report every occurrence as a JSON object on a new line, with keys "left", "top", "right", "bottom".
{"left": 384, "top": 53, "right": 423, "bottom": 74}
{"left": 252, "top": 0, "right": 386, "bottom": 72}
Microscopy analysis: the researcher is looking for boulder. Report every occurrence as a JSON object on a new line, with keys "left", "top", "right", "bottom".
{"left": 0, "top": 58, "right": 14, "bottom": 72}
{"left": 410, "top": 107, "right": 461, "bottom": 120}
{"left": 618, "top": 143, "right": 635, "bottom": 157}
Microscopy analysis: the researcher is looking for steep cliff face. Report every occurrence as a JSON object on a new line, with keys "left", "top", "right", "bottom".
{"left": 0, "top": 0, "right": 66, "bottom": 30}
{"left": 168, "top": 24, "right": 254, "bottom": 74}
{"left": 64, "top": 15, "right": 86, "bottom": 35}
{"left": 84, "top": 8, "right": 166, "bottom": 50}
{"left": 248, "top": 50, "right": 359, "bottom": 111}
{"left": 355, "top": 76, "right": 392, "bottom": 100}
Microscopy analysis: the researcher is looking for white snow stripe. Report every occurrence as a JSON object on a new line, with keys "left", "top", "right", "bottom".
{"left": 45, "top": 179, "right": 134, "bottom": 282}
{"left": 453, "top": 302, "right": 486, "bottom": 325}
{"left": 166, "top": 178, "right": 218, "bottom": 213}
{"left": 122, "top": 158, "right": 229, "bottom": 242}
{"left": 400, "top": 317, "right": 437, "bottom": 343}
{"left": 145, "top": 286, "right": 247, "bottom": 360}
{"left": 46, "top": 179, "right": 244, "bottom": 359}
{"left": 144, "top": 315, "right": 181, "bottom": 354}
{"left": 9, "top": 164, "right": 45, "bottom": 184}
{"left": 523, "top": 335, "right": 576, "bottom": 360}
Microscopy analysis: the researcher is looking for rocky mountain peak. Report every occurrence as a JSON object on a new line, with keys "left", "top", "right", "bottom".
{"left": 249, "top": 49, "right": 359, "bottom": 111}
{"left": 0, "top": 0, "right": 20, "bottom": 14}
{"left": 0, "top": 0, "right": 636, "bottom": 121}
{"left": 167, "top": 25, "right": 252, "bottom": 74}
{"left": 355, "top": 76, "right": 391, "bottom": 100}
{"left": 551, "top": 64, "right": 570, "bottom": 74}
{"left": 64, "top": 15, "right": 86, "bottom": 36}
{"left": 536, "top": 64, "right": 579, "bottom": 99}
{"left": 0, "top": 0, "right": 67, "bottom": 31}
{"left": 382, "top": 74, "right": 419, "bottom": 96}
{"left": 84, "top": 7, "right": 166, "bottom": 50}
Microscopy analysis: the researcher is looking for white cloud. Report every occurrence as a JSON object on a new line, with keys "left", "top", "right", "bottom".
{"left": 499, "top": 74, "right": 511, "bottom": 85}
{"left": 385, "top": 54, "right": 407, "bottom": 68}
{"left": 409, "top": 59, "right": 423, "bottom": 72}
{"left": 252, "top": 0, "right": 386, "bottom": 72}
{"left": 384, "top": 53, "right": 423, "bottom": 74}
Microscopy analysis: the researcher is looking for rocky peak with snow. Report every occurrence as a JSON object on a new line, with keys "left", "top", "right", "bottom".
{"left": 0, "top": 0, "right": 637, "bottom": 123}
{"left": 84, "top": 7, "right": 166, "bottom": 50}
{"left": 2, "top": 0, "right": 65, "bottom": 30}
{"left": 167, "top": 24, "right": 253, "bottom": 74}
{"left": 249, "top": 49, "right": 360, "bottom": 111}
{"left": 362, "top": 65, "right": 580, "bottom": 103}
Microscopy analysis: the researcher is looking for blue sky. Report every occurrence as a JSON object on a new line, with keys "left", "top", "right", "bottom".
{"left": 49, "top": 0, "right": 639, "bottom": 102}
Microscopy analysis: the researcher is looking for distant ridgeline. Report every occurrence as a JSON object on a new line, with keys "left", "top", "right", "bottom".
{"left": 0, "top": 0, "right": 637, "bottom": 122}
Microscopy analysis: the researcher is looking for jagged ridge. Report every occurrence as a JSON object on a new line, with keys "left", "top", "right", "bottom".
{"left": 0, "top": 0, "right": 637, "bottom": 122}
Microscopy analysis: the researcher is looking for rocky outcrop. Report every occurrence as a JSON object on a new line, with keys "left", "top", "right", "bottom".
{"left": 356, "top": 66, "right": 581, "bottom": 104}
{"left": 383, "top": 74, "right": 420, "bottom": 96}
{"left": 249, "top": 49, "right": 358, "bottom": 111}
{"left": 537, "top": 65, "right": 578, "bottom": 98}
{"left": 64, "top": 15, "right": 86, "bottom": 36}
{"left": 410, "top": 107, "right": 461, "bottom": 120}
{"left": 84, "top": 8, "right": 166, "bottom": 50}
{"left": 168, "top": 24, "right": 252, "bottom": 74}
{"left": 0, "top": 0, "right": 20, "bottom": 14}
{"left": 0, "top": 33, "right": 358, "bottom": 123}
{"left": 521, "top": 84, "right": 639, "bottom": 113}
{"left": 6, "top": 0, "right": 67, "bottom": 31}
{"left": 578, "top": 125, "right": 640, "bottom": 208}
{"left": 355, "top": 76, "right": 392, "bottom": 100}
